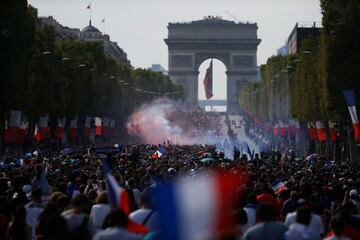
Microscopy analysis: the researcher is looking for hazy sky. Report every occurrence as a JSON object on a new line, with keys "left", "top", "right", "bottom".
{"left": 28, "top": 0, "right": 322, "bottom": 100}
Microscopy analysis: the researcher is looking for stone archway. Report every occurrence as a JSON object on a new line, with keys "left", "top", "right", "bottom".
{"left": 165, "top": 16, "right": 261, "bottom": 113}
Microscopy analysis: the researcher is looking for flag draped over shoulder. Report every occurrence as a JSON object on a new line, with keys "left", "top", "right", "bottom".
{"left": 203, "top": 60, "right": 213, "bottom": 100}
{"left": 343, "top": 90, "right": 360, "bottom": 143}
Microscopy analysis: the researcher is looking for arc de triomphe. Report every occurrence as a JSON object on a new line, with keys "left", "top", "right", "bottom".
{"left": 165, "top": 16, "right": 261, "bottom": 113}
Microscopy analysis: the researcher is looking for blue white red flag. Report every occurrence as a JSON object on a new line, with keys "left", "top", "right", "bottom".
{"left": 343, "top": 90, "right": 360, "bottom": 143}
{"left": 101, "top": 159, "right": 130, "bottom": 214}
{"left": 271, "top": 178, "right": 286, "bottom": 194}
{"left": 154, "top": 171, "right": 244, "bottom": 240}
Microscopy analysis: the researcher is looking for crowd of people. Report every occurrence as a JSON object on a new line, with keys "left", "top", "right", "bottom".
{"left": 172, "top": 107, "right": 224, "bottom": 141}
{"left": 0, "top": 141, "right": 359, "bottom": 239}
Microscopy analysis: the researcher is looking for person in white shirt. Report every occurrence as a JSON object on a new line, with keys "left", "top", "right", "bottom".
{"left": 284, "top": 207, "right": 321, "bottom": 240}
{"left": 94, "top": 210, "right": 142, "bottom": 240}
{"left": 129, "top": 188, "right": 159, "bottom": 232}
{"left": 285, "top": 202, "right": 324, "bottom": 237}
{"left": 90, "top": 192, "right": 112, "bottom": 231}
{"left": 62, "top": 194, "right": 95, "bottom": 239}
{"left": 25, "top": 188, "right": 43, "bottom": 240}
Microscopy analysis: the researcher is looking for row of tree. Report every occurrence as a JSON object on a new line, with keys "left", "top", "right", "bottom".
{"left": 0, "top": 1, "right": 183, "bottom": 150}
{"left": 240, "top": 0, "right": 360, "bottom": 125}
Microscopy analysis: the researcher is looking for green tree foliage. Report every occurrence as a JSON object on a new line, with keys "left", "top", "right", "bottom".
{"left": 1, "top": 3, "right": 183, "bottom": 145}
{"left": 319, "top": 0, "right": 360, "bottom": 121}
{"left": 0, "top": 0, "right": 34, "bottom": 114}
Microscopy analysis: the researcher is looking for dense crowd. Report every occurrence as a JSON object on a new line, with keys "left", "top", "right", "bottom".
{"left": 0, "top": 141, "right": 360, "bottom": 239}
{"left": 172, "top": 107, "right": 224, "bottom": 141}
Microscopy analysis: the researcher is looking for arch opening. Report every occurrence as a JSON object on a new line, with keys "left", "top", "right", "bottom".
{"left": 197, "top": 58, "right": 227, "bottom": 112}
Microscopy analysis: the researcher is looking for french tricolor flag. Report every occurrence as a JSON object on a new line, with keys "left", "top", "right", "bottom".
{"left": 271, "top": 178, "right": 286, "bottom": 194}
{"left": 343, "top": 90, "right": 360, "bottom": 143}
{"left": 101, "top": 160, "right": 148, "bottom": 234}
{"left": 102, "top": 159, "right": 130, "bottom": 214}
{"left": 154, "top": 172, "right": 244, "bottom": 240}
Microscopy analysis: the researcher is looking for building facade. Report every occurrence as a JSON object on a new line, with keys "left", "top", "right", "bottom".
{"left": 165, "top": 16, "right": 261, "bottom": 113}
{"left": 288, "top": 22, "right": 321, "bottom": 54}
{"left": 36, "top": 11, "right": 130, "bottom": 65}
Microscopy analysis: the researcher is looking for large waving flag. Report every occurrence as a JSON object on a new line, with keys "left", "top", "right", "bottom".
{"left": 101, "top": 159, "right": 148, "bottom": 234}
{"left": 203, "top": 60, "right": 213, "bottom": 99}
{"left": 102, "top": 159, "right": 130, "bottom": 214}
{"left": 154, "top": 171, "right": 245, "bottom": 240}
{"left": 343, "top": 90, "right": 360, "bottom": 143}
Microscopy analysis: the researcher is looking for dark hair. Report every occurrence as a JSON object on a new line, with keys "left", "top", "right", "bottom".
{"left": 103, "top": 210, "right": 128, "bottom": 228}
{"left": 140, "top": 188, "right": 153, "bottom": 208}
{"left": 256, "top": 204, "right": 273, "bottom": 222}
{"left": 330, "top": 216, "right": 345, "bottom": 236}
{"left": 71, "top": 194, "right": 88, "bottom": 209}
{"left": 32, "top": 187, "right": 43, "bottom": 200}
{"left": 56, "top": 195, "right": 70, "bottom": 212}
{"left": 9, "top": 206, "right": 27, "bottom": 240}
{"left": 235, "top": 209, "right": 248, "bottom": 225}
{"left": 296, "top": 207, "right": 311, "bottom": 225}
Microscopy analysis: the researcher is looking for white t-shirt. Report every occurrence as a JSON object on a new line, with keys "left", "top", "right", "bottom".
{"left": 243, "top": 206, "right": 256, "bottom": 226}
{"left": 26, "top": 203, "right": 43, "bottom": 240}
{"left": 93, "top": 227, "right": 143, "bottom": 240}
{"left": 285, "top": 212, "right": 324, "bottom": 236}
{"left": 90, "top": 204, "right": 112, "bottom": 229}
{"left": 129, "top": 209, "right": 159, "bottom": 232}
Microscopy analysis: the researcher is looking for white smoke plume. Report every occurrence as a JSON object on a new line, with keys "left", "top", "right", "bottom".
{"left": 126, "top": 98, "right": 223, "bottom": 145}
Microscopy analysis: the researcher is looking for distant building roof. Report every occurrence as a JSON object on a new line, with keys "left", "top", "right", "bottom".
{"left": 81, "top": 24, "right": 100, "bottom": 33}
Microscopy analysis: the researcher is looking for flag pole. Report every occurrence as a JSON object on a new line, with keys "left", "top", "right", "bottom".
{"left": 88, "top": 0, "right": 92, "bottom": 26}
{"left": 102, "top": 18, "right": 106, "bottom": 34}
